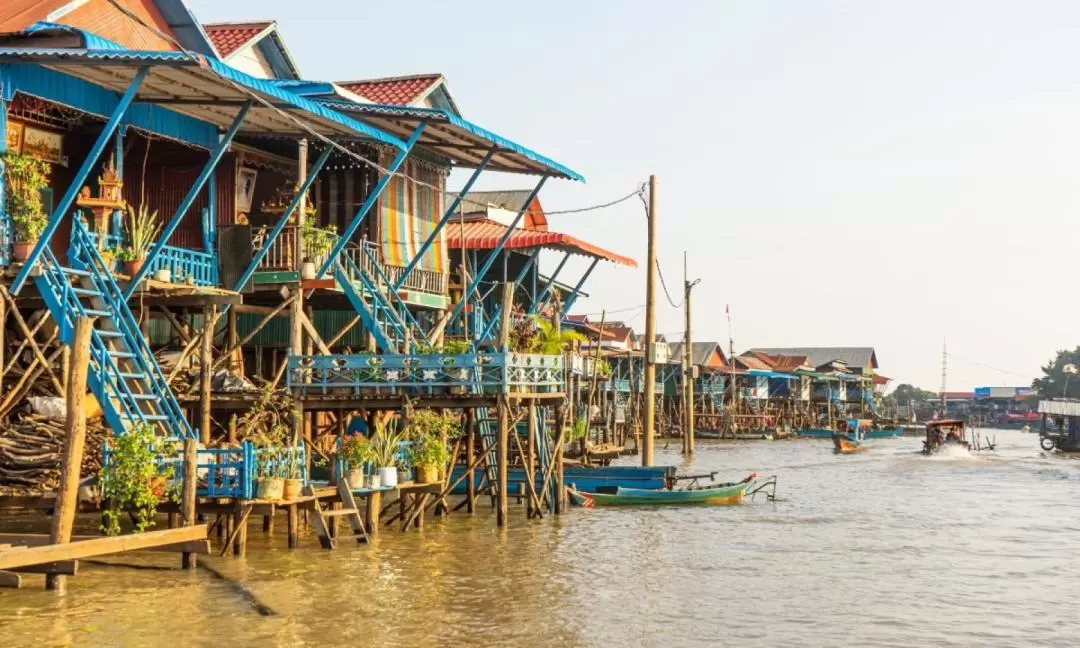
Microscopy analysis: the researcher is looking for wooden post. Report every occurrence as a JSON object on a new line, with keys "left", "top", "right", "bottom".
{"left": 642, "top": 174, "right": 658, "bottom": 466}
{"left": 554, "top": 405, "right": 566, "bottom": 514}
{"left": 181, "top": 439, "right": 197, "bottom": 569}
{"left": 0, "top": 286, "right": 6, "bottom": 378}
{"left": 465, "top": 408, "right": 476, "bottom": 514}
{"left": 227, "top": 307, "right": 238, "bottom": 371}
{"left": 47, "top": 316, "right": 93, "bottom": 592}
{"left": 366, "top": 489, "right": 381, "bottom": 540}
{"left": 199, "top": 304, "right": 215, "bottom": 445}
{"left": 287, "top": 504, "right": 299, "bottom": 548}
{"left": 232, "top": 501, "right": 248, "bottom": 557}
{"left": 684, "top": 253, "right": 696, "bottom": 455}
{"left": 526, "top": 399, "right": 537, "bottom": 518}
{"left": 496, "top": 396, "right": 509, "bottom": 527}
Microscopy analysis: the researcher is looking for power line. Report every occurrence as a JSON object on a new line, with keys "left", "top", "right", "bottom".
{"left": 637, "top": 192, "right": 683, "bottom": 309}
{"left": 944, "top": 352, "right": 1031, "bottom": 380}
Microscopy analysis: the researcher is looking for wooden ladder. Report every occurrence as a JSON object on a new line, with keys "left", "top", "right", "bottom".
{"left": 303, "top": 479, "right": 369, "bottom": 550}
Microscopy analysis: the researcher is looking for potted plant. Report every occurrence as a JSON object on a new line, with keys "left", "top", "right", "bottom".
{"left": 100, "top": 423, "right": 179, "bottom": 535}
{"left": 154, "top": 267, "right": 172, "bottom": 283}
{"left": 123, "top": 203, "right": 162, "bottom": 277}
{"left": 2, "top": 152, "right": 50, "bottom": 262}
{"left": 407, "top": 431, "right": 450, "bottom": 484}
{"left": 237, "top": 384, "right": 296, "bottom": 500}
{"left": 282, "top": 444, "right": 305, "bottom": 500}
{"left": 341, "top": 432, "right": 374, "bottom": 488}
{"left": 370, "top": 417, "right": 408, "bottom": 488}
{"left": 301, "top": 221, "right": 335, "bottom": 279}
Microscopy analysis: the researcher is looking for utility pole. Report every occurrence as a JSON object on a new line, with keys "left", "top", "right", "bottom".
{"left": 683, "top": 251, "right": 700, "bottom": 455}
{"left": 940, "top": 338, "right": 947, "bottom": 419}
{"left": 642, "top": 175, "right": 658, "bottom": 466}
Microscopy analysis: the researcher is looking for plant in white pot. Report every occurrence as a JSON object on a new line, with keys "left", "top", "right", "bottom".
{"left": 370, "top": 417, "right": 408, "bottom": 488}
{"left": 300, "top": 221, "right": 335, "bottom": 279}
{"left": 341, "top": 432, "right": 373, "bottom": 489}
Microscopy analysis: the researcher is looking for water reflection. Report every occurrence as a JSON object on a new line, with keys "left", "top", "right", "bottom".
{"left": 1, "top": 430, "right": 1079, "bottom": 647}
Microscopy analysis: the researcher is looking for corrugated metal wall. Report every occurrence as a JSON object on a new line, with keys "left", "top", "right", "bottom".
{"left": 150, "top": 310, "right": 370, "bottom": 348}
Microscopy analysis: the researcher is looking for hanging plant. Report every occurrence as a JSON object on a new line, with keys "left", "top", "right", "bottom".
{"left": 100, "top": 424, "right": 179, "bottom": 536}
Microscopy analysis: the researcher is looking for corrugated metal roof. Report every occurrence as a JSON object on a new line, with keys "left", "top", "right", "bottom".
{"left": 750, "top": 347, "right": 879, "bottom": 370}
{"left": 315, "top": 98, "right": 583, "bottom": 180}
{"left": 446, "top": 218, "right": 636, "bottom": 267}
{"left": 1038, "top": 400, "right": 1080, "bottom": 416}
{"left": 0, "top": 24, "right": 407, "bottom": 148}
{"left": 668, "top": 342, "right": 727, "bottom": 367}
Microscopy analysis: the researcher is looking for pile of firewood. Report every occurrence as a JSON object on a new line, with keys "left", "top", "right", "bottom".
{"left": 0, "top": 414, "right": 109, "bottom": 490}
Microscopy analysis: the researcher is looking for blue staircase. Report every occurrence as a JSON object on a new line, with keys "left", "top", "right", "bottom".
{"left": 743, "top": 388, "right": 761, "bottom": 415}
{"left": 335, "top": 253, "right": 429, "bottom": 353}
{"left": 33, "top": 221, "right": 195, "bottom": 440}
{"left": 831, "top": 394, "right": 846, "bottom": 420}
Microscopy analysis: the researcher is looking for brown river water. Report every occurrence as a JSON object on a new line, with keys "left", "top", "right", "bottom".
{"left": 1, "top": 428, "right": 1078, "bottom": 647}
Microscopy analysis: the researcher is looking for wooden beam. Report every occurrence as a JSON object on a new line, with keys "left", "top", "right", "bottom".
{"left": 3, "top": 290, "right": 64, "bottom": 396}
{"left": 158, "top": 307, "right": 192, "bottom": 345}
{"left": 47, "top": 317, "right": 92, "bottom": 592}
{"left": 199, "top": 304, "right": 216, "bottom": 445}
{"left": 210, "top": 295, "right": 295, "bottom": 372}
{"left": 0, "top": 571, "right": 21, "bottom": 588}
{"left": 0, "top": 526, "right": 208, "bottom": 571}
{"left": 14, "top": 560, "right": 78, "bottom": 575}
{"left": 296, "top": 307, "right": 331, "bottom": 356}
{"left": 181, "top": 439, "right": 198, "bottom": 569}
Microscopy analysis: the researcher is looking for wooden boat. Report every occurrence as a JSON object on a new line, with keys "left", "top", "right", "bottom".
{"left": 923, "top": 419, "right": 994, "bottom": 454}
{"left": 567, "top": 473, "right": 757, "bottom": 507}
{"left": 864, "top": 427, "right": 902, "bottom": 439}
{"left": 447, "top": 464, "right": 675, "bottom": 495}
{"left": 832, "top": 433, "right": 867, "bottom": 454}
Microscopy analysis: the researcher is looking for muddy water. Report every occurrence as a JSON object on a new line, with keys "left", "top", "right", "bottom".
{"left": 1, "top": 429, "right": 1078, "bottom": 647}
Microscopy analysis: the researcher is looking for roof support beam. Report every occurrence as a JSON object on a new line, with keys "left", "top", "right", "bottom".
{"left": 561, "top": 258, "right": 599, "bottom": 315}
{"left": 478, "top": 248, "right": 540, "bottom": 344}
{"left": 125, "top": 100, "right": 252, "bottom": 297}
{"left": 392, "top": 149, "right": 494, "bottom": 292}
{"left": 11, "top": 66, "right": 148, "bottom": 295}
{"left": 229, "top": 145, "right": 333, "bottom": 296}
{"left": 448, "top": 175, "right": 548, "bottom": 341}
{"left": 528, "top": 251, "right": 572, "bottom": 316}
{"left": 316, "top": 122, "right": 426, "bottom": 279}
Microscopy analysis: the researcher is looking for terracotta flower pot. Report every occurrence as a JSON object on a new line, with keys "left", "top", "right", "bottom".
{"left": 282, "top": 477, "right": 303, "bottom": 500}
{"left": 124, "top": 259, "right": 145, "bottom": 277}
{"left": 150, "top": 475, "right": 168, "bottom": 499}
{"left": 12, "top": 240, "right": 36, "bottom": 262}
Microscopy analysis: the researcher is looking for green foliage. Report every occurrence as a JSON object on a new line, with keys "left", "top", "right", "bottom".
{"left": 370, "top": 417, "right": 409, "bottom": 468}
{"left": 302, "top": 221, "right": 337, "bottom": 261}
{"left": 442, "top": 339, "right": 472, "bottom": 355}
{"left": 125, "top": 203, "right": 162, "bottom": 260}
{"left": 1033, "top": 346, "right": 1080, "bottom": 398}
{"left": 595, "top": 358, "right": 613, "bottom": 379}
{"left": 236, "top": 384, "right": 300, "bottom": 478}
{"left": 406, "top": 411, "right": 456, "bottom": 469}
{"left": 890, "top": 383, "right": 938, "bottom": 405}
{"left": 508, "top": 305, "right": 584, "bottom": 354}
{"left": 100, "top": 424, "right": 178, "bottom": 536}
{"left": 565, "top": 417, "right": 588, "bottom": 442}
{"left": 406, "top": 432, "right": 450, "bottom": 470}
{"left": 2, "top": 152, "right": 50, "bottom": 241}
{"left": 115, "top": 247, "right": 137, "bottom": 262}
{"left": 342, "top": 433, "right": 376, "bottom": 469}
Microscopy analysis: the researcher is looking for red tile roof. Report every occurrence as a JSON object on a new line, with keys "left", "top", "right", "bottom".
{"left": 0, "top": 0, "right": 177, "bottom": 50}
{"left": 446, "top": 219, "right": 637, "bottom": 267}
{"left": 204, "top": 21, "right": 271, "bottom": 58}
{"left": 338, "top": 74, "right": 443, "bottom": 106}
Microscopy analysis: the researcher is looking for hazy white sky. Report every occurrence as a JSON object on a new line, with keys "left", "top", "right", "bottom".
{"left": 188, "top": 0, "right": 1078, "bottom": 391}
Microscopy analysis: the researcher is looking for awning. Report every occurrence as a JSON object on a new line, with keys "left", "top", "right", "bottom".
{"left": 746, "top": 370, "right": 799, "bottom": 380}
{"left": 314, "top": 98, "right": 583, "bottom": 180}
{"left": 446, "top": 219, "right": 636, "bottom": 267}
{"left": 1039, "top": 400, "right": 1080, "bottom": 416}
{"left": 0, "top": 24, "right": 405, "bottom": 148}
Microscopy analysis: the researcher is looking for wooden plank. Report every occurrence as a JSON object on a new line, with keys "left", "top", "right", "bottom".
{"left": 13, "top": 561, "right": 78, "bottom": 575}
{"left": 302, "top": 485, "right": 334, "bottom": 549}
{"left": 182, "top": 439, "right": 198, "bottom": 569}
{"left": 0, "top": 533, "right": 208, "bottom": 554}
{"left": 0, "top": 526, "right": 208, "bottom": 571}
{"left": 336, "top": 481, "right": 368, "bottom": 544}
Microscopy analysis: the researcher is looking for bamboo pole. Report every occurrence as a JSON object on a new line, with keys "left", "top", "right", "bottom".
{"left": 210, "top": 295, "right": 295, "bottom": 373}
{"left": 526, "top": 399, "right": 537, "bottom": 518}
{"left": 465, "top": 408, "right": 476, "bottom": 514}
{"left": 182, "top": 439, "right": 197, "bottom": 569}
{"left": 47, "top": 316, "right": 93, "bottom": 592}
{"left": 199, "top": 304, "right": 216, "bottom": 445}
{"left": 3, "top": 292, "right": 64, "bottom": 396}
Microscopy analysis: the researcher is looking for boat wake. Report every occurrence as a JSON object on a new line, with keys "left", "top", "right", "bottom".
{"left": 924, "top": 445, "right": 977, "bottom": 461}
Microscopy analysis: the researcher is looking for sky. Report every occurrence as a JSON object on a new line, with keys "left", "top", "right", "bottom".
{"left": 186, "top": 0, "right": 1080, "bottom": 392}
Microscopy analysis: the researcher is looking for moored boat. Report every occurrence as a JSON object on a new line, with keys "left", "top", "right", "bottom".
{"left": 448, "top": 464, "right": 675, "bottom": 494}
{"left": 864, "top": 427, "right": 902, "bottom": 439}
{"left": 567, "top": 473, "right": 758, "bottom": 507}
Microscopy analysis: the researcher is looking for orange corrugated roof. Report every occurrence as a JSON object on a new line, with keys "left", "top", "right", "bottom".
{"left": 0, "top": 0, "right": 177, "bottom": 50}
{"left": 338, "top": 74, "right": 443, "bottom": 106}
{"left": 204, "top": 21, "right": 272, "bottom": 58}
{"left": 446, "top": 218, "right": 637, "bottom": 267}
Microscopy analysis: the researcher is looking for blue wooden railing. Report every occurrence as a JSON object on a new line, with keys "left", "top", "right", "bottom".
{"left": 287, "top": 352, "right": 564, "bottom": 396}
{"left": 145, "top": 244, "right": 217, "bottom": 286}
{"left": 103, "top": 440, "right": 307, "bottom": 500}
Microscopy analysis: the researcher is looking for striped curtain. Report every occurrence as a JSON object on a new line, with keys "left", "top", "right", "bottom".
{"left": 378, "top": 156, "right": 446, "bottom": 272}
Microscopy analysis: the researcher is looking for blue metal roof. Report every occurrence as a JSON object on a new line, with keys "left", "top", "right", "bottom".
{"left": 746, "top": 370, "right": 799, "bottom": 380}
{"left": 0, "top": 24, "right": 405, "bottom": 149}
{"left": 316, "top": 98, "right": 584, "bottom": 181}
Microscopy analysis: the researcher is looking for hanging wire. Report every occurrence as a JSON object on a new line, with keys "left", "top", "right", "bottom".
{"left": 637, "top": 191, "right": 683, "bottom": 309}
{"left": 102, "top": 0, "right": 647, "bottom": 219}
{"left": 944, "top": 352, "right": 1031, "bottom": 380}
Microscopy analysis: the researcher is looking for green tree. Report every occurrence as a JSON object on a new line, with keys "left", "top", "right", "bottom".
{"left": 890, "top": 383, "right": 938, "bottom": 405}
{"left": 1032, "top": 346, "right": 1080, "bottom": 398}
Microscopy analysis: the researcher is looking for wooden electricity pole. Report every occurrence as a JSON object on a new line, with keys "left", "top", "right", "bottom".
{"left": 683, "top": 252, "right": 698, "bottom": 455}
{"left": 642, "top": 175, "right": 658, "bottom": 466}
{"left": 291, "top": 139, "right": 309, "bottom": 445}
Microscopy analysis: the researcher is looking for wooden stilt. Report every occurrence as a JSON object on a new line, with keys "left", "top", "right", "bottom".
{"left": 554, "top": 406, "right": 566, "bottom": 514}
{"left": 181, "top": 439, "right": 197, "bottom": 569}
{"left": 497, "top": 396, "right": 509, "bottom": 527}
{"left": 466, "top": 408, "right": 476, "bottom": 514}
{"left": 46, "top": 317, "right": 93, "bottom": 592}
{"left": 365, "top": 489, "right": 381, "bottom": 540}
{"left": 199, "top": 304, "right": 215, "bottom": 445}
{"left": 262, "top": 514, "right": 273, "bottom": 533}
{"left": 229, "top": 501, "right": 250, "bottom": 557}
{"left": 527, "top": 399, "right": 537, "bottom": 518}
{"left": 287, "top": 504, "right": 299, "bottom": 548}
